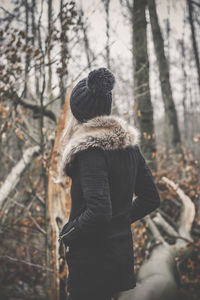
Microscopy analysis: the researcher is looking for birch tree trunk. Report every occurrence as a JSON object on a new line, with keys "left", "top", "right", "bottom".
{"left": 148, "top": 0, "right": 182, "bottom": 155}
{"left": 0, "top": 146, "right": 40, "bottom": 208}
{"left": 131, "top": 0, "right": 157, "bottom": 170}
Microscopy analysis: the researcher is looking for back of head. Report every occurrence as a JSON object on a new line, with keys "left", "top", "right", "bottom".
{"left": 70, "top": 67, "right": 116, "bottom": 123}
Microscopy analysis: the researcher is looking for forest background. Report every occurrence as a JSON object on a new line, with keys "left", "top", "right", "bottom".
{"left": 0, "top": 0, "right": 200, "bottom": 299}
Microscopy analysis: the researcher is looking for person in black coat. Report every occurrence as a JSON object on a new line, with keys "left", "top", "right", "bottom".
{"left": 57, "top": 68, "right": 161, "bottom": 300}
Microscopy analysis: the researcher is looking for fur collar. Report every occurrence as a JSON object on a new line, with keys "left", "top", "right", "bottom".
{"left": 61, "top": 114, "right": 140, "bottom": 173}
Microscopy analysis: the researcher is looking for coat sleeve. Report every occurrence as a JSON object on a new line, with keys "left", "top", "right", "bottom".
{"left": 130, "top": 145, "right": 161, "bottom": 223}
{"left": 59, "top": 147, "right": 112, "bottom": 245}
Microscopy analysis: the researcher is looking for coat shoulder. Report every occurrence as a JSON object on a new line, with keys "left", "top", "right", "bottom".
{"left": 65, "top": 146, "right": 106, "bottom": 177}
{"left": 77, "top": 147, "right": 108, "bottom": 169}
{"left": 60, "top": 115, "right": 140, "bottom": 177}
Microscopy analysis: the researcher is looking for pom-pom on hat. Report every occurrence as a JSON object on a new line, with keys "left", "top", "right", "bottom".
{"left": 70, "top": 67, "right": 115, "bottom": 123}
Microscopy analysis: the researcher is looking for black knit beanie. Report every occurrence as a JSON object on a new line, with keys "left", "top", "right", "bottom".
{"left": 70, "top": 67, "right": 115, "bottom": 123}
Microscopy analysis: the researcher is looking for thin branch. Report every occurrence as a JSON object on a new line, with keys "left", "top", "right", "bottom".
{"left": 0, "top": 223, "right": 44, "bottom": 236}
{"left": 0, "top": 149, "right": 17, "bottom": 164}
{"left": 17, "top": 97, "right": 57, "bottom": 123}
{"left": 3, "top": 90, "right": 57, "bottom": 123}
{"left": 0, "top": 6, "right": 15, "bottom": 17}
{"left": 14, "top": 123, "right": 41, "bottom": 146}
{"left": 10, "top": 198, "right": 46, "bottom": 235}
{"left": 0, "top": 255, "right": 53, "bottom": 272}
{"left": 29, "top": 214, "right": 46, "bottom": 235}
{"left": 35, "top": 193, "right": 45, "bottom": 205}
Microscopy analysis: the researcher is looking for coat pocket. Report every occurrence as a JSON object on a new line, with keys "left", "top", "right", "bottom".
{"left": 59, "top": 219, "right": 78, "bottom": 246}
{"left": 59, "top": 226, "right": 76, "bottom": 243}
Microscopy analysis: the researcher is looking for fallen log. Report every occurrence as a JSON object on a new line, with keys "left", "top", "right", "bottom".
{"left": 114, "top": 176, "right": 195, "bottom": 300}
{"left": 0, "top": 145, "right": 40, "bottom": 209}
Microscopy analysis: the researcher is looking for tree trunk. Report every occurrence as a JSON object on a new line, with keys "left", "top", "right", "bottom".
{"left": 187, "top": 0, "right": 200, "bottom": 90}
{"left": 47, "top": 0, "right": 53, "bottom": 107}
{"left": 0, "top": 146, "right": 40, "bottom": 209}
{"left": 104, "top": 0, "right": 111, "bottom": 69}
{"left": 48, "top": 83, "right": 73, "bottom": 300}
{"left": 131, "top": 0, "right": 157, "bottom": 170}
{"left": 31, "top": 0, "right": 39, "bottom": 96}
{"left": 180, "top": 39, "right": 188, "bottom": 141}
{"left": 79, "top": 5, "right": 92, "bottom": 70}
{"left": 59, "top": 0, "right": 69, "bottom": 107}
{"left": 24, "top": 0, "right": 29, "bottom": 97}
{"left": 148, "top": 0, "right": 182, "bottom": 155}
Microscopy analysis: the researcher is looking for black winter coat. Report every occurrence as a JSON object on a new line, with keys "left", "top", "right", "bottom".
{"left": 59, "top": 114, "right": 161, "bottom": 295}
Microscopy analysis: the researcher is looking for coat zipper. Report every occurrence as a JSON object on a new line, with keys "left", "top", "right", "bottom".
{"left": 58, "top": 226, "right": 75, "bottom": 242}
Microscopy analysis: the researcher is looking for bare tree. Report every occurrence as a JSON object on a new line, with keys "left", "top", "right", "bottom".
{"left": 148, "top": 0, "right": 182, "bottom": 155}
{"left": 24, "top": 0, "right": 29, "bottom": 97}
{"left": 130, "top": 0, "right": 157, "bottom": 170}
{"left": 102, "top": 0, "right": 111, "bottom": 69}
{"left": 187, "top": 0, "right": 200, "bottom": 90}
{"left": 78, "top": 5, "right": 92, "bottom": 70}
{"left": 179, "top": 12, "right": 188, "bottom": 141}
{"left": 47, "top": 0, "right": 53, "bottom": 106}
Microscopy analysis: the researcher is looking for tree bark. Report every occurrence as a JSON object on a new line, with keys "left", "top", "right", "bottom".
{"left": 148, "top": 0, "right": 182, "bottom": 155}
{"left": 47, "top": 0, "right": 53, "bottom": 107}
{"left": 31, "top": 0, "right": 39, "bottom": 96}
{"left": 24, "top": 0, "right": 29, "bottom": 97}
{"left": 180, "top": 38, "right": 188, "bottom": 140}
{"left": 187, "top": 0, "right": 200, "bottom": 90}
{"left": 104, "top": 0, "right": 111, "bottom": 69}
{"left": 48, "top": 83, "right": 73, "bottom": 300}
{"left": 79, "top": 6, "right": 92, "bottom": 70}
{"left": 59, "top": 0, "right": 69, "bottom": 107}
{"left": 131, "top": 0, "right": 157, "bottom": 170}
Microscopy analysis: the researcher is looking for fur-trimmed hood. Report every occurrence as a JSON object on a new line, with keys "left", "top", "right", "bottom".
{"left": 59, "top": 114, "right": 140, "bottom": 177}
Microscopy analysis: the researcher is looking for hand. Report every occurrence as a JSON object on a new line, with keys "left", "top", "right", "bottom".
{"left": 58, "top": 219, "right": 78, "bottom": 246}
